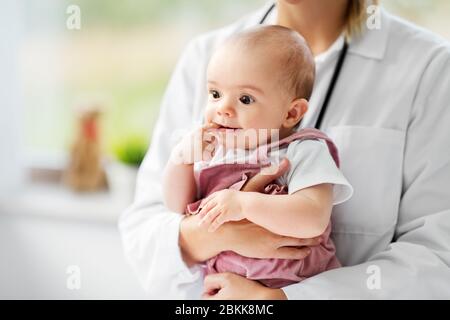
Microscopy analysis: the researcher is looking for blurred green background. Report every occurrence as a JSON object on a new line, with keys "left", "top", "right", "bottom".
{"left": 20, "top": 0, "right": 450, "bottom": 163}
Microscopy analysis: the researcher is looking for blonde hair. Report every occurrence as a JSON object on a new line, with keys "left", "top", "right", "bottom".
{"left": 345, "top": 0, "right": 380, "bottom": 39}
{"left": 225, "top": 25, "right": 315, "bottom": 100}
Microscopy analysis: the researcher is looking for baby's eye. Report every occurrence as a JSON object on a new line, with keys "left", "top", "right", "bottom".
{"left": 239, "top": 95, "right": 255, "bottom": 105}
{"left": 209, "top": 90, "right": 221, "bottom": 100}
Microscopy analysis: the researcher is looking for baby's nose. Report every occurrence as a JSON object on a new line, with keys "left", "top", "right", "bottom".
{"left": 216, "top": 104, "right": 235, "bottom": 117}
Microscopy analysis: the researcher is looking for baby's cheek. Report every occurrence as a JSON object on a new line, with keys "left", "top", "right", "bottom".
{"left": 248, "top": 111, "right": 274, "bottom": 127}
{"left": 242, "top": 114, "right": 265, "bottom": 129}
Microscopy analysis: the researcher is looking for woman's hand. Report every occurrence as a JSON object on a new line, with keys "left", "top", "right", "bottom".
{"left": 227, "top": 219, "right": 321, "bottom": 259}
{"left": 180, "top": 213, "right": 320, "bottom": 266}
{"left": 202, "top": 273, "right": 287, "bottom": 300}
{"left": 178, "top": 215, "right": 321, "bottom": 267}
{"left": 241, "top": 157, "right": 291, "bottom": 192}
{"left": 179, "top": 213, "right": 228, "bottom": 267}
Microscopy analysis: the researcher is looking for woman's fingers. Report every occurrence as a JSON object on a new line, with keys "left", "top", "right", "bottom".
{"left": 198, "top": 194, "right": 216, "bottom": 219}
{"left": 198, "top": 201, "right": 213, "bottom": 220}
{"left": 202, "top": 273, "right": 225, "bottom": 298}
{"left": 274, "top": 246, "right": 312, "bottom": 260}
{"left": 200, "top": 207, "right": 222, "bottom": 230}
{"left": 279, "top": 235, "right": 323, "bottom": 248}
{"left": 201, "top": 292, "right": 219, "bottom": 300}
{"left": 208, "top": 212, "right": 227, "bottom": 233}
{"left": 269, "top": 157, "right": 291, "bottom": 176}
{"left": 271, "top": 235, "right": 322, "bottom": 259}
{"left": 241, "top": 158, "right": 291, "bottom": 192}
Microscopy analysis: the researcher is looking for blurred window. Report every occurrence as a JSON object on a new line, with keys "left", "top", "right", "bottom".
{"left": 19, "top": 0, "right": 450, "bottom": 168}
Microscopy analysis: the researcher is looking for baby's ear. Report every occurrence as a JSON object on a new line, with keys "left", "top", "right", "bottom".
{"left": 283, "top": 99, "right": 308, "bottom": 128}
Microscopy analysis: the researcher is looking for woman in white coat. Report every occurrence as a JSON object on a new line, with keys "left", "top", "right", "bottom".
{"left": 119, "top": 0, "right": 450, "bottom": 299}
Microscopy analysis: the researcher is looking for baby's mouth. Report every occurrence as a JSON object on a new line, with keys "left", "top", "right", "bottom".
{"left": 218, "top": 125, "right": 237, "bottom": 131}
{"left": 214, "top": 123, "right": 241, "bottom": 131}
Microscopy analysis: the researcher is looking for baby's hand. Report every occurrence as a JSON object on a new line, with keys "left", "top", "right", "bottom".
{"left": 171, "top": 122, "right": 220, "bottom": 164}
{"left": 198, "top": 189, "right": 245, "bottom": 232}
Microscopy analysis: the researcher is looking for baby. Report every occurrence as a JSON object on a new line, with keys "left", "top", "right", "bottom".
{"left": 163, "top": 25, "right": 353, "bottom": 289}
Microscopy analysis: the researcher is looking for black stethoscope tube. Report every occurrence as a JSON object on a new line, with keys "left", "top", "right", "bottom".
{"left": 259, "top": 3, "right": 348, "bottom": 129}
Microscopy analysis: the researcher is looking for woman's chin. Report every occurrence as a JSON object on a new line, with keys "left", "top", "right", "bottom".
{"left": 280, "top": 0, "right": 304, "bottom": 5}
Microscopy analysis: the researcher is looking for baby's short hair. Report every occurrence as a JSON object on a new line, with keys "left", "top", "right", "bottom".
{"left": 226, "top": 25, "right": 315, "bottom": 101}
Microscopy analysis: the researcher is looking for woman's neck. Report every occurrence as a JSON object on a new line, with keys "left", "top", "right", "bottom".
{"left": 276, "top": 0, "right": 349, "bottom": 56}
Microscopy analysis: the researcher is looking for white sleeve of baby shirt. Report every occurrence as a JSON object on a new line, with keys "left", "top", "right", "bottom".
{"left": 283, "top": 139, "right": 353, "bottom": 205}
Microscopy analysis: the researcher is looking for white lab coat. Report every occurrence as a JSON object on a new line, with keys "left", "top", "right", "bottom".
{"left": 119, "top": 3, "right": 450, "bottom": 299}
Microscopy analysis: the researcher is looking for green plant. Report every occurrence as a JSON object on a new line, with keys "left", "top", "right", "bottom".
{"left": 113, "top": 136, "right": 149, "bottom": 167}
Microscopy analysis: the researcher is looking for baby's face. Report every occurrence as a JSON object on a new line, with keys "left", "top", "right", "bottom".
{"left": 205, "top": 43, "right": 294, "bottom": 148}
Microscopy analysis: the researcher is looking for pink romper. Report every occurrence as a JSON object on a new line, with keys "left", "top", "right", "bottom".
{"left": 185, "top": 128, "right": 341, "bottom": 288}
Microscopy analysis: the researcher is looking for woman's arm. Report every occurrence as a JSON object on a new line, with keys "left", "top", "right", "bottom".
{"left": 180, "top": 213, "right": 322, "bottom": 265}
{"left": 118, "top": 38, "right": 208, "bottom": 299}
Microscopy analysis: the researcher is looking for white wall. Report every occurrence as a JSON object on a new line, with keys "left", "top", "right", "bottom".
{"left": 0, "top": 212, "right": 148, "bottom": 299}
{"left": 0, "top": 1, "right": 147, "bottom": 299}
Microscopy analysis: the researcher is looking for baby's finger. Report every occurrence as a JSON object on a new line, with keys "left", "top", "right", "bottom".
{"left": 203, "top": 130, "right": 217, "bottom": 143}
{"left": 204, "top": 122, "right": 220, "bottom": 130}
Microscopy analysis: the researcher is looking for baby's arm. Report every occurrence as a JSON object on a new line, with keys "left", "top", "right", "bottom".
{"left": 163, "top": 123, "right": 219, "bottom": 213}
{"left": 162, "top": 151, "right": 196, "bottom": 214}
{"left": 242, "top": 184, "right": 333, "bottom": 238}
{"left": 199, "top": 183, "right": 333, "bottom": 238}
